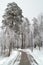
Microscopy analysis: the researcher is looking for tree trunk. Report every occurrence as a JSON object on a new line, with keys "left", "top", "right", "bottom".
{"left": 8, "top": 42, "right": 12, "bottom": 56}
{"left": 21, "top": 32, "right": 24, "bottom": 49}
{"left": 31, "top": 32, "right": 33, "bottom": 52}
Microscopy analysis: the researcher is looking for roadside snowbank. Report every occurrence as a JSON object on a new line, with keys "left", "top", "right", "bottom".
{"left": 30, "top": 47, "right": 43, "bottom": 65}
{"left": 0, "top": 50, "right": 20, "bottom": 65}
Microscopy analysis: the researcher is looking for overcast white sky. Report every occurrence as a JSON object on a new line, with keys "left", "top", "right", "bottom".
{"left": 0, "top": 0, "right": 43, "bottom": 26}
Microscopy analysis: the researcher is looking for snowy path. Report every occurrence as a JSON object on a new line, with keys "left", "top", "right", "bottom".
{"left": 19, "top": 51, "right": 31, "bottom": 65}
{"left": 18, "top": 49, "right": 38, "bottom": 65}
{"left": 0, "top": 48, "right": 42, "bottom": 65}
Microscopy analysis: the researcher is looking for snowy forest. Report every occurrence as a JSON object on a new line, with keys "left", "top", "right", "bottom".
{"left": 0, "top": 2, "right": 43, "bottom": 65}
{"left": 0, "top": 2, "right": 43, "bottom": 55}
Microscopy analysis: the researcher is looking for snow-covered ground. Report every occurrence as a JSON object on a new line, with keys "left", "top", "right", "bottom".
{"left": 0, "top": 50, "right": 21, "bottom": 65}
{"left": 30, "top": 47, "right": 43, "bottom": 65}
{"left": 18, "top": 47, "right": 43, "bottom": 65}
{"left": 0, "top": 47, "right": 43, "bottom": 65}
